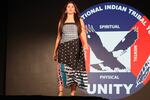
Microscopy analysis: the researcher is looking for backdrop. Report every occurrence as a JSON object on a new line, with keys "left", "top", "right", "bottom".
{"left": 4, "top": 0, "right": 150, "bottom": 99}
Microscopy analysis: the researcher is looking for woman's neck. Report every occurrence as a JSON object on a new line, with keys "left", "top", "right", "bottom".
{"left": 66, "top": 14, "right": 74, "bottom": 22}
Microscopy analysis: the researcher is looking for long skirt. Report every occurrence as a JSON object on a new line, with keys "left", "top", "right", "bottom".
{"left": 57, "top": 38, "right": 88, "bottom": 90}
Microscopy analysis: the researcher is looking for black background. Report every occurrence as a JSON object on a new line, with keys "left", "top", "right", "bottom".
{"left": 0, "top": 0, "right": 150, "bottom": 100}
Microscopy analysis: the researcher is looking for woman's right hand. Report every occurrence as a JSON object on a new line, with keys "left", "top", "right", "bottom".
{"left": 53, "top": 51, "right": 58, "bottom": 61}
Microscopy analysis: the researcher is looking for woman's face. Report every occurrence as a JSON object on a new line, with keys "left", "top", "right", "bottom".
{"left": 66, "top": 3, "right": 75, "bottom": 14}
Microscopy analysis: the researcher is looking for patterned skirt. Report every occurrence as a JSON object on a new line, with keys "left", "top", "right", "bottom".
{"left": 57, "top": 38, "right": 88, "bottom": 90}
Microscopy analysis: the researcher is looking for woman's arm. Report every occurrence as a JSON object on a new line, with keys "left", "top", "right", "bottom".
{"left": 79, "top": 18, "right": 90, "bottom": 73}
{"left": 79, "top": 18, "right": 89, "bottom": 49}
{"left": 53, "top": 21, "right": 61, "bottom": 61}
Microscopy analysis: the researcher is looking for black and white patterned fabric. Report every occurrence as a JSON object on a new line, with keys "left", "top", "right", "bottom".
{"left": 57, "top": 23, "right": 88, "bottom": 90}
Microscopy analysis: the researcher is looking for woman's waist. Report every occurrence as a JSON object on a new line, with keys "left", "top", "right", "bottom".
{"left": 60, "top": 36, "right": 79, "bottom": 43}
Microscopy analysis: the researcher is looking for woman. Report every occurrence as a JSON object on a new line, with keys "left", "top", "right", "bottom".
{"left": 53, "top": 0, "right": 89, "bottom": 96}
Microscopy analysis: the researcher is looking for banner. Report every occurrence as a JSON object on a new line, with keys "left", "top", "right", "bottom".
{"left": 81, "top": 2, "right": 150, "bottom": 100}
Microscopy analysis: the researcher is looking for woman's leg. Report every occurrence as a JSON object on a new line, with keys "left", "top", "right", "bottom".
{"left": 58, "top": 85, "right": 64, "bottom": 96}
{"left": 70, "top": 82, "right": 77, "bottom": 96}
{"left": 57, "top": 63, "right": 64, "bottom": 96}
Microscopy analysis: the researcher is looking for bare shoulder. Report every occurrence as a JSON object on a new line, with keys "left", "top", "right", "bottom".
{"left": 58, "top": 20, "right": 61, "bottom": 27}
{"left": 79, "top": 18, "right": 85, "bottom": 26}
